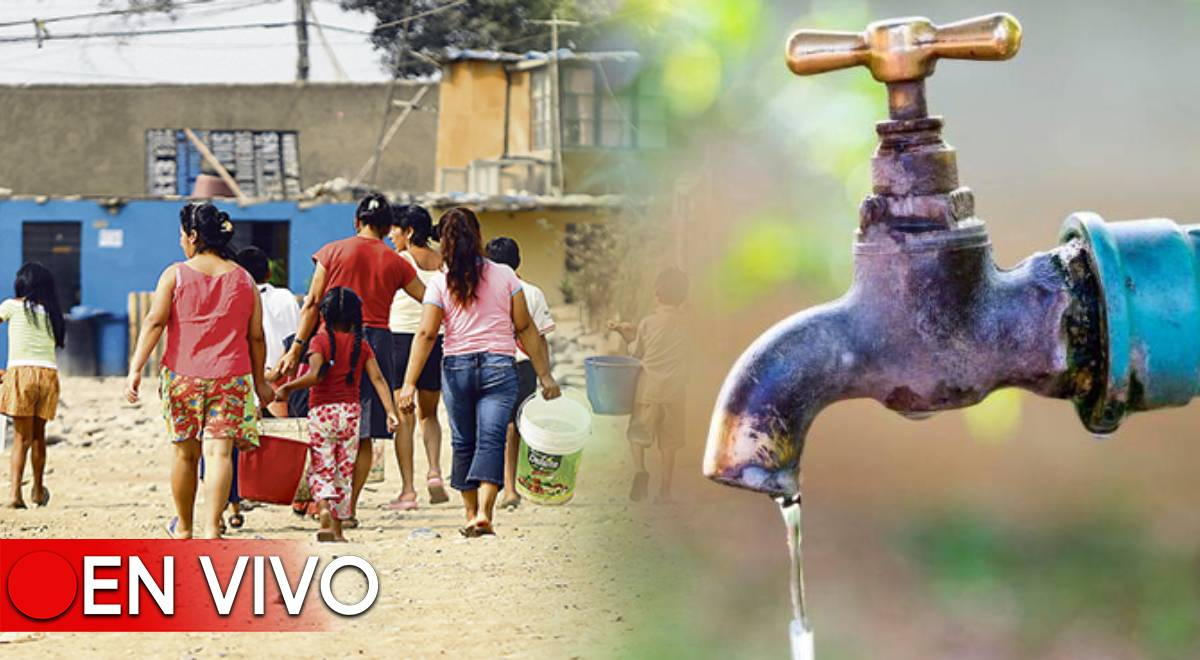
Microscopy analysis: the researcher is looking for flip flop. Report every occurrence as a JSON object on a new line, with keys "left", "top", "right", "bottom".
{"left": 291, "top": 501, "right": 309, "bottom": 518}
{"left": 384, "top": 494, "right": 419, "bottom": 511}
{"left": 316, "top": 530, "right": 336, "bottom": 542}
{"left": 228, "top": 513, "right": 244, "bottom": 529}
{"left": 165, "top": 516, "right": 180, "bottom": 539}
{"left": 343, "top": 516, "right": 359, "bottom": 529}
{"left": 501, "top": 494, "right": 521, "bottom": 511}
{"left": 33, "top": 487, "right": 49, "bottom": 508}
{"left": 427, "top": 477, "right": 450, "bottom": 504}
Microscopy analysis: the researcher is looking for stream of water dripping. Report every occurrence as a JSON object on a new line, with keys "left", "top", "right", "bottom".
{"left": 778, "top": 493, "right": 815, "bottom": 660}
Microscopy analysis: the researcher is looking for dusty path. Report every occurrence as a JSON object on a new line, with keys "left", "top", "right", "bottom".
{"left": 1, "top": 376, "right": 656, "bottom": 659}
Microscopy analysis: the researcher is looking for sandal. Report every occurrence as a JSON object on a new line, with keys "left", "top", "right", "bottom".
{"left": 228, "top": 513, "right": 245, "bottom": 529}
{"left": 165, "top": 516, "right": 181, "bottom": 539}
{"left": 343, "top": 516, "right": 359, "bottom": 529}
{"left": 384, "top": 493, "right": 419, "bottom": 511}
{"left": 33, "top": 486, "right": 50, "bottom": 508}
{"left": 501, "top": 494, "right": 521, "bottom": 511}
{"left": 291, "top": 501, "right": 309, "bottom": 518}
{"left": 427, "top": 477, "right": 450, "bottom": 504}
{"left": 316, "top": 530, "right": 337, "bottom": 542}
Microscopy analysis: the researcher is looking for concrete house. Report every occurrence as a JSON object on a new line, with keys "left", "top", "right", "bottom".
{"left": 0, "top": 49, "right": 662, "bottom": 374}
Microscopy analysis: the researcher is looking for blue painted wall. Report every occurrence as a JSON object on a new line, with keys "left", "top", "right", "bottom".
{"left": 0, "top": 199, "right": 357, "bottom": 375}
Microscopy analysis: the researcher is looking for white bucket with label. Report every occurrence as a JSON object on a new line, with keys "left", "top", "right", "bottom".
{"left": 515, "top": 389, "right": 591, "bottom": 505}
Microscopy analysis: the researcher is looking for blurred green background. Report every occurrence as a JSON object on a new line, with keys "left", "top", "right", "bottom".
{"left": 591, "top": 0, "right": 1200, "bottom": 658}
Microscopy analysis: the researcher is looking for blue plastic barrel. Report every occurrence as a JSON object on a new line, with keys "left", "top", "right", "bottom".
{"left": 584, "top": 356, "right": 642, "bottom": 415}
{"left": 96, "top": 315, "right": 129, "bottom": 377}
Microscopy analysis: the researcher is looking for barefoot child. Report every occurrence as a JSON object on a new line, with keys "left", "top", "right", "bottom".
{"left": 276, "top": 287, "right": 399, "bottom": 542}
{"left": 485, "top": 237, "right": 556, "bottom": 511}
{"left": 608, "top": 268, "right": 688, "bottom": 503}
{"left": 0, "top": 263, "right": 66, "bottom": 509}
{"left": 125, "top": 202, "right": 273, "bottom": 539}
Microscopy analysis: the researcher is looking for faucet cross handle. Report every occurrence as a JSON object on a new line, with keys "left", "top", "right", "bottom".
{"left": 786, "top": 13, "right": 1022, "bottom": 83}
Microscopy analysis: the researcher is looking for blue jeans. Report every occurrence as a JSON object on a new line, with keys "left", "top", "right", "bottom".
{"left": 442, "top": 352, "right": 518, "bottom": 491}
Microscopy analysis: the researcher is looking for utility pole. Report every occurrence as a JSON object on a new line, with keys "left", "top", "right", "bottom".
{"left": 295, "top": 0, "right": 310, "bottom": 82}
{"left": 532, "top": 14, "right": 580, "bottom": 195}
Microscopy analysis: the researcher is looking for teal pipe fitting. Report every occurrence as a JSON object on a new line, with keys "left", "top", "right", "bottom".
{"left": 1060, "top": 213, "right": 1200, "bottom": 434}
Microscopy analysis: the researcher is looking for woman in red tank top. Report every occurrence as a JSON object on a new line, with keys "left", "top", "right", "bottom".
{"left": 125, "top": 202, "right": 273, "bottom": 540}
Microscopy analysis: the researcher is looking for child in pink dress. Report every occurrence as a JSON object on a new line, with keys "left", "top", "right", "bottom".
{"left": 277, "top": 287, "right": 398, "bottom": 542}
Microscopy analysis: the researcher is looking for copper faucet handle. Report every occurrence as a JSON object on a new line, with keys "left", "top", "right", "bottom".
{"left": 785, "top": 13, "right": 1022, "bottom": 83}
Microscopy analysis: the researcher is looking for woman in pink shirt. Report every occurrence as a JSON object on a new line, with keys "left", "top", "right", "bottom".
{"left": 125, "top": 202, "right": 273, "bottom": 539}
{"left": 397, "top": 207, "right": 560, "bottom": 537}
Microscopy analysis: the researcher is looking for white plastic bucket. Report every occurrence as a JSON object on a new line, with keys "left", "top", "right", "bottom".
{"left": 516, "top": 389, "right": 591, "bottom": 504}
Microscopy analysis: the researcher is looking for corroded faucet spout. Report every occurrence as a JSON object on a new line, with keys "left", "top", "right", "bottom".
{"left": 704, "top": 302, "right": 856, "bottom": 497}
{"left": 704, "top": 223, "right": 1099, "bottom": 496}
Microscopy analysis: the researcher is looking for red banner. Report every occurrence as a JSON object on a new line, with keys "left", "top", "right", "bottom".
{"left": 0, "top": 539, "right": 377, "bottom": 632}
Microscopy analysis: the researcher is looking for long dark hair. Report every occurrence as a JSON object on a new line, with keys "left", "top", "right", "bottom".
{"left": 180, "top": 202, "right": 235, "bottom": 259}
{"left": 317, "top": 287, "right": 364, "bottom": 386}
{"left": 439, "top": 207, "right": 484, "bottom": 305}
{"left": 14, "top": 262, "right": 66, "bottom": 348}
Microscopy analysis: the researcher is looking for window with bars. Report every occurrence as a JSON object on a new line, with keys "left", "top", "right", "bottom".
{"left": 562, "top": 66, "right": 596, "bottom": 147}
{"left": 531, "top": 68, "right": 553, "bottom": 151}
{"left": 532, "top": 62, "right": 669, "bottom": 150}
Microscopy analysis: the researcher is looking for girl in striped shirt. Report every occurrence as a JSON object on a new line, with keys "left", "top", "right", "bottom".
{"left": 0, "top": 263, "right": 66, "bottom": 509}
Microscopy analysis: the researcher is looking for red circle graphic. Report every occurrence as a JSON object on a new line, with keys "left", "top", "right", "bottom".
{"left": 6, "top": 550, "right": 78, "bottom": 620}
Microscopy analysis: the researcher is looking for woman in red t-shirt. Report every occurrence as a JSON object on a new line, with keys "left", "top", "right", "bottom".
{"left": 276, "top": 193, "right": 424, "bottom": 528}
{"left": 277, "top": 287, "right": 398, "bottom": 542}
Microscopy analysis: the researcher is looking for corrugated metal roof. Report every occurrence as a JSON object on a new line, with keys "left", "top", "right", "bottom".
{"left": 441, "top": 47, "right": 641, "bottom": 64}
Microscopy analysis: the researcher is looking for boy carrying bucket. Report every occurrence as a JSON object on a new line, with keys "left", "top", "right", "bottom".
{"left": 608, "top": 268, "right": 688, "bottom": 503}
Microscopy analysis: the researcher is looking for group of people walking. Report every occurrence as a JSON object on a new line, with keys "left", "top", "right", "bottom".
{"left": 1, "top": 191, "right": 688, "bottom": 539}
{"left": 109, "top": 194, "right": 559, "bottom": 540}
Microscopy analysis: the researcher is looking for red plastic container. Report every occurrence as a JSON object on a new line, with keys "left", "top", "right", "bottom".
{"left": 238, "top": 434, "right": 308, "bottom": 504}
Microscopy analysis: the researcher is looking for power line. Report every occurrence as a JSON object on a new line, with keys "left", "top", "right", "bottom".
{"left": 376, "top": 0, "right": 465, "bottom": 30}
{"left": 0, "top": 0, "right": 224, "bottom": 29}
{"left": 495, "top": 4, "right": 652, "bottom": 50}
{"left": 0, "top": 20, "right": 371, "bottom": 44}
{"left": 305, "top": 0, "right": 348, "bottom": 81}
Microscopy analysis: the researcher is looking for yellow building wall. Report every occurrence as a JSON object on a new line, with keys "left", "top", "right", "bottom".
{"left": 428, "top": 205, "right": 619, "bottom": 306}
{"left": 435, "top": 61, "right": 510, "bottom": 177}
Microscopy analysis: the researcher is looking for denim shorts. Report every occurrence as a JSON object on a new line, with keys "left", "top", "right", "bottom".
{"left": 441, "top": 352, "right": 518, "bottom": 490}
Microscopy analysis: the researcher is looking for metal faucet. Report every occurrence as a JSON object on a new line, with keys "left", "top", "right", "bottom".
{"left": 704, "top": 14, "right": 1200, "bottom": 497}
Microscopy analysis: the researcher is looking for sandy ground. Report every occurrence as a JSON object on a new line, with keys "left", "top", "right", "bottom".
{"left": 0, "top": 372, "right": 662, "bottom": 659}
